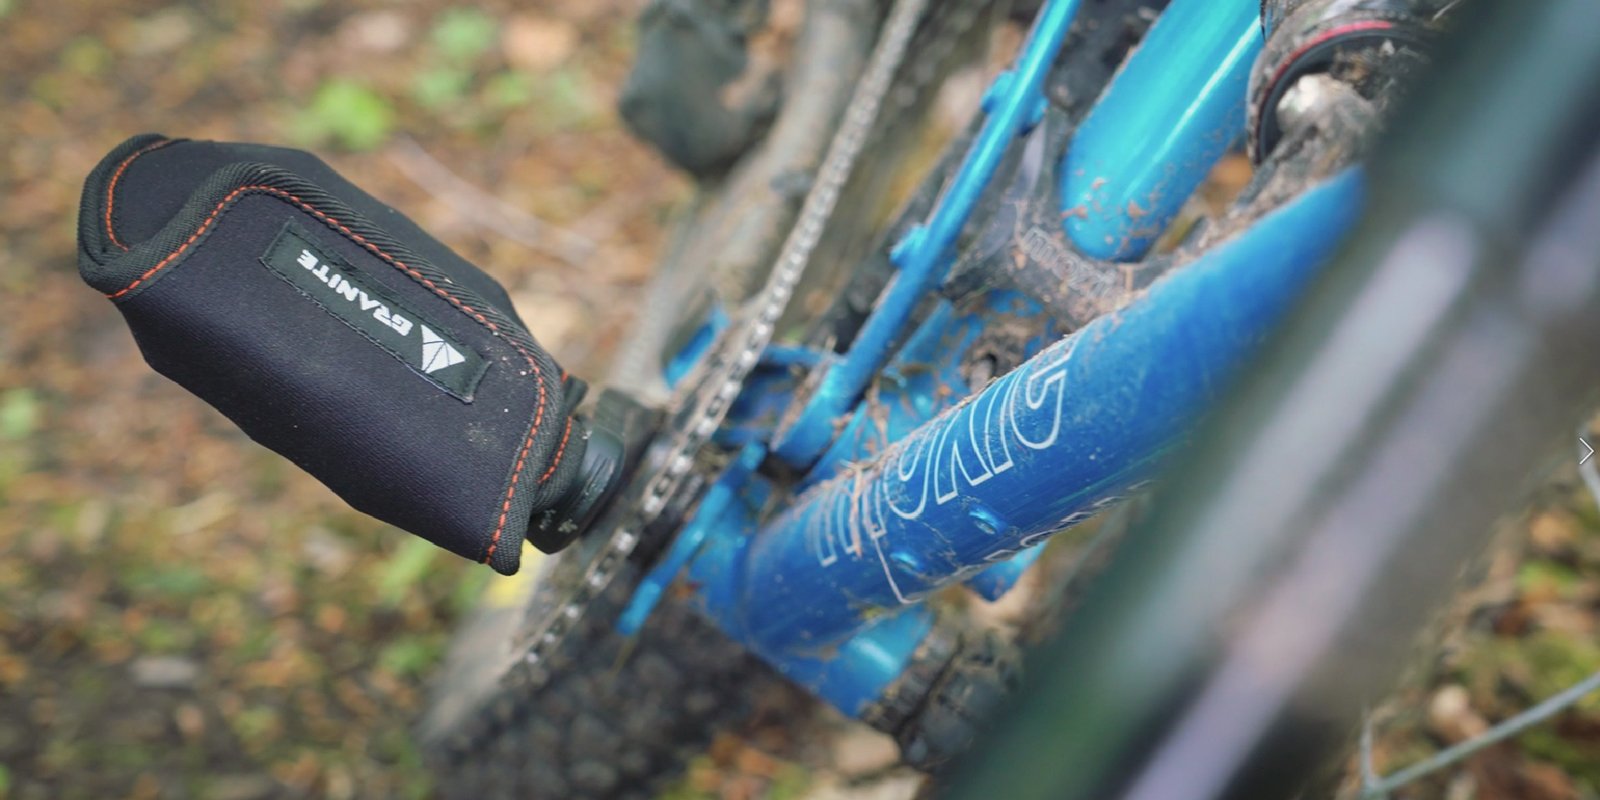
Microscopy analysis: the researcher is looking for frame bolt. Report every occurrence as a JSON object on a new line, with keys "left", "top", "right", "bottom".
{"left": 889, "top": 549, "right": 929, "bottom": 578}
{"left": 967, "top": 502, "right": 1008, "bottom": 535}
{"left": 890, "top": 225, "right": 928, "bottom": 269}
{"left": 982, "top": 70, "right": 1015, "bottom": 113}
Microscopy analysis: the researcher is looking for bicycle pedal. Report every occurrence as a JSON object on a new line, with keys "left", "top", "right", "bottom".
{"left": 77, "top": 134, "right": 617, "bottom": 575}
{"left": 528, "top": 389, "right": 661, "bottom": 553}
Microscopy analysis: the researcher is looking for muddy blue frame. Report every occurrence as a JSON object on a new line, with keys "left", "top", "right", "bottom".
{"left": 618, "top": 0, "right": 1368, "bottom": 720}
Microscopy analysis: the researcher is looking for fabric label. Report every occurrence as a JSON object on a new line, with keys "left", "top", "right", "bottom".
{"left": 260, "top": 221, "right": 488, "bottom": 400}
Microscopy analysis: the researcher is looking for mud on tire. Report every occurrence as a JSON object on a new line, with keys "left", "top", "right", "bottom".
{"left": 423, "top": 562, "right": 787, "bottom": 800}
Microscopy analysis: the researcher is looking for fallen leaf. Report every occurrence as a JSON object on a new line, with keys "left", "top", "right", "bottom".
{"left": 503, "top": 15, "right": 578, "bottom": 73}
{"left": 1429, "top": 684, "right": 1489, "bottom": 744}
{"left": 337, "top": 10, "right": 412, "bottom": 53}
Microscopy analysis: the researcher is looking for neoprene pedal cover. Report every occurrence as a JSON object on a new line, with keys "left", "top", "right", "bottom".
{"left": 76, "top": 134, "right": 590, "bottom": 575}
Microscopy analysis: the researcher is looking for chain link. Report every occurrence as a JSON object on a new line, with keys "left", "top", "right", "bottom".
{"left": 491, "top": 0, "right": 949, "bottom": 695}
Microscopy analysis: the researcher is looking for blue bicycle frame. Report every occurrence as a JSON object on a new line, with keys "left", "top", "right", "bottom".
{"left": 621, "top": 0, "right": 1367, "bottom": 720}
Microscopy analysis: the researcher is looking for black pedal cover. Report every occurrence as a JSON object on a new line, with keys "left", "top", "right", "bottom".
{"left": 77, "top": 134, "right": 588, "bottom": 575}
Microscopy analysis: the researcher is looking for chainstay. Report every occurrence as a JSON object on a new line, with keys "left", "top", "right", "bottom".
{"left": 493, "top": 0, "right": 936, "bottom": 695}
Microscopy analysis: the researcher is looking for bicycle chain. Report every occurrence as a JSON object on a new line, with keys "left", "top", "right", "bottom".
{"left": 493, "top": 0, "right": 995, "bottom": 697}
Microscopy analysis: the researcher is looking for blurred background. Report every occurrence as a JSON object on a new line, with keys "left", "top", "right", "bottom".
{"left": 1, "top": 1, "right": 1598, "bottom": 798}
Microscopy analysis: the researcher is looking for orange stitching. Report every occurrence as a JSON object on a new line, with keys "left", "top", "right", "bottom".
{"left": 539, "top": 417, "right": 573, "bottom": 483}
{"left": 106, "top": 183, "right": 254, "bottom": 300}
{"left": 489, "top": 427, "right": 539, "bottom": 562}
{"left": 105, "top": 139, "right": 175, "bottom": 251}
{"left": 106, "top": 183, "right": 549, "bottom": 564}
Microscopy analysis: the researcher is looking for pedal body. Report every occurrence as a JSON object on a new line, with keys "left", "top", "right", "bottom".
{"left": 78, "top": 135, "right": 610, "bottom": 574}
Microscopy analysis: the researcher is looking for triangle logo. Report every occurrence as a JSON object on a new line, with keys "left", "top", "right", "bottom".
{"left": 420, "top": 325, "right": 467, "bottom": 373}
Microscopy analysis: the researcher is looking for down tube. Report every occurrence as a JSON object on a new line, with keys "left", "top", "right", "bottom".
{"left": 725, "top": 171, "right": 1365, "bottom": 655}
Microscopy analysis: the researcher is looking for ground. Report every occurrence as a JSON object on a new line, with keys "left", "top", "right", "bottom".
{"left": 1, "top": 1, "right": 1597, "bottom": 799}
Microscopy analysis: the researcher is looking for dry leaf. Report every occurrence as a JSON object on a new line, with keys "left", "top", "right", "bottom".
{"left": 503, "top": 15, "right": 579, "bottom": 73}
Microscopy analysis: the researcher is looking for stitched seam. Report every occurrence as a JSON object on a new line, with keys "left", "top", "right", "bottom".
{"left": 105, "top": 138, "right": 175, "bottom": 251}
{"left": 107, "top": 184, "right": 547, "bottom": 563}
{"left": 539, "top": 417, "right": 573, "bottom": 483}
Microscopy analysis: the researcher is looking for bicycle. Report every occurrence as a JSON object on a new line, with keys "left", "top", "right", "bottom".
{"left": 420, "top": 0, "right": 1516, "bottom": 794}
{"left": 74, "top": 0, "right": 1600, "bottom": 797}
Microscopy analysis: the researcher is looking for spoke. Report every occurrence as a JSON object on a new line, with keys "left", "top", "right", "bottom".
{"left": 1362, "top": 668, "right": 1600, "bottom": 798}
{"left": 1358, "top": 429, "right": 1600, "bottom": 798}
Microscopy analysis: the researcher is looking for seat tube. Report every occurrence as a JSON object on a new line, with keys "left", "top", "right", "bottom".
{"left": 1060, "top": 0, "right": 1262, "bottom": 261}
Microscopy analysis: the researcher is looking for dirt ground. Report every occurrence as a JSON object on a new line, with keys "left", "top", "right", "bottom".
{"left": 2, "top": 1, "right": 1598, "bottom": 799}
{"left": 1, "top": 1, "right": 686, "bottom": 797}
